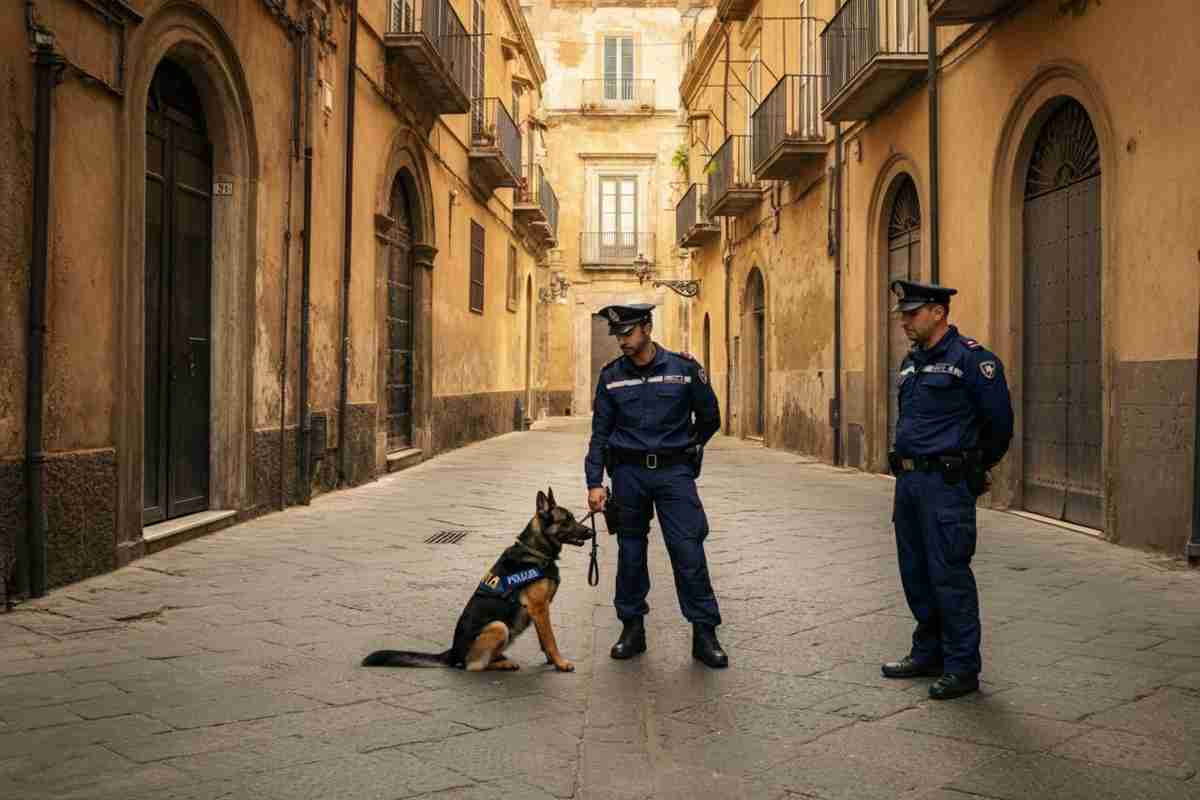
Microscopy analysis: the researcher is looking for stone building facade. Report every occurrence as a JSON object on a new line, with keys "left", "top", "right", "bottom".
{"left": 1, "top": 0, "right": 565, "bottom": 592}
{"left": 524, "top": 0, "right": 699, "bottom": 415}
{"left": 679, "top": 0, "right": 1200, "bottom": 553}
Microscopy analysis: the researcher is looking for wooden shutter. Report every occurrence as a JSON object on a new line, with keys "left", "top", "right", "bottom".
{"left": 470, "top": 220, "right": 485, "bottom": 313}
{"left": 621, "top": 37, "right": 634, "bottom": 100}
{"left": 604, "top": 37, "right": 617, "bottom": 99}
{"left": 507, "top": 244, "right": 518, "bottom": 311}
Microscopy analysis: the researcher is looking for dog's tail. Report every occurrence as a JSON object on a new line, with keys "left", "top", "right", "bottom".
{"left": 361, "top": 649, "right": 453, "bottom": 668}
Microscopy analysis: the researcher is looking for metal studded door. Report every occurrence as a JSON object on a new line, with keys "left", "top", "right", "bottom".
{"left": 1022, "top": 100, "right": 1103, "bottom": 529}
{"left": 385, "top": 178, "right": 415, "bottom": 452}
{"left": 144, "top": 61, "right": 212, "bottom": 524}
{"left": 886, "top": 176, "right": 921, "bottom": 451}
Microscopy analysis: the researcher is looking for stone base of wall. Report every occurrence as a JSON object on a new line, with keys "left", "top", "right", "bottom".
{"left": 1113, "top": 358, "right": 1197, "bottom": 553}
{"left": 533, "top": 390, "right": 573, "bottom": 418}
{"left": 0, "top": 459, "right": 24, "bottom": 598}
{"left": 343, "top": 403, "right": 377, "bottom": 488}
{"left": 252, "top": 426, "right": 301, "bottom": 513}
{"left": 431, "top": 391, "right": 526, "bottom": 454}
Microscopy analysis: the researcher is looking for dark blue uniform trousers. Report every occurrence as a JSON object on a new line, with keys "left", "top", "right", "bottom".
{"left": 893, "top": 471, "right": 981, "bottom": 675}
{"left": 609, "top": 463, "right": 721, "bottom": 627}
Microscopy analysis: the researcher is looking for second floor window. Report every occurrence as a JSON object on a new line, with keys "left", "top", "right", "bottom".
{"left": 603, "top": 37, "right": 634, "bottom": 101}
{"left": 599, "top": 176, "right": 637, "bottom": 258}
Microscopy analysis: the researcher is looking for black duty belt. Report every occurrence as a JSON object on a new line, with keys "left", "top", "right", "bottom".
{"left": 609, "top": 448, "right": 690, "bottom": 470}
{"left": 889, "top": 452, "right": 965, "bottom": 474}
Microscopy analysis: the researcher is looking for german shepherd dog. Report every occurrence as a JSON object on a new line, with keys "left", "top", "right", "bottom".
{"left": 362, "top": 488, "right": 593, "bottom": 672}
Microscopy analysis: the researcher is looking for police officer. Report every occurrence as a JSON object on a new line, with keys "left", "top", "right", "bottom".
{"left": 881, "top": 280, "right": 1014, "bottom": 700}
{"left": 584, "top": 304, "right": 727, "bottom": 668}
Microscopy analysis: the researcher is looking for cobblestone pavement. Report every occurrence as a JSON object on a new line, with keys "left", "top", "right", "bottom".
{"left": 3, "top": 418, "right": 1200, "bottom": 799}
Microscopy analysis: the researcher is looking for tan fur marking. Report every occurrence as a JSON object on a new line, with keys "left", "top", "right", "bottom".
{"left": 465, "top": 621, "right": 510, "bottom": 672}
{"left": 521, "top": 579, "right": 572, "bottom": 672}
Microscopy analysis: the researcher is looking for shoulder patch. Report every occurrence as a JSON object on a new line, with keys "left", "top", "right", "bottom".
{"left": 979, "top": 361, "right": 997, "bottom": 380}
{"left": 962, "top": 338, "right": 982, "bottom": 350}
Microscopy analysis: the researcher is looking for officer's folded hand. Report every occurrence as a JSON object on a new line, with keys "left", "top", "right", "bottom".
{"left": 588, "top": 487, "right": 608, "bottom": 512}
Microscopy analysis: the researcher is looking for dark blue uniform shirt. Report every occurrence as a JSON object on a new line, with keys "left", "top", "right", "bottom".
{"left": 585, "top": 346, "right": 721, "bottom": 488}
{"left": 894, "top": 326, "right": 1014, "bottom": 467}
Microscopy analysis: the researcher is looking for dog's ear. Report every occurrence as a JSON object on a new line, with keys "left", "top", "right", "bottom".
{"left": 537, "top": 490, "right": 550, "bottom": 514}
{"left": 546, "top": 487, "right": 556, "bottom": 508}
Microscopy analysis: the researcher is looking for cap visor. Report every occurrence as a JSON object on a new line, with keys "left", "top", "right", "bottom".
{"left": 891, "top": 300, "right": 928, "bottom": 313}
{"left": 610, "top": 324, "right": 638, "bottom": 336}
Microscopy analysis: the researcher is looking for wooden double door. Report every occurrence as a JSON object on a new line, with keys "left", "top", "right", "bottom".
{"left": 143, "top": 61, "right": 212, "bottom": 524}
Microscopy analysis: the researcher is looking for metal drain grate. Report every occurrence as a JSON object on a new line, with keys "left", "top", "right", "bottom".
{"left": 426, "top": 530, "right": 469, "bottom": 544}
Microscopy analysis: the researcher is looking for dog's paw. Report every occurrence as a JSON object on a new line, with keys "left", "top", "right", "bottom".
{"left": 554, "top": 660, "right": 575, "bottom": 673}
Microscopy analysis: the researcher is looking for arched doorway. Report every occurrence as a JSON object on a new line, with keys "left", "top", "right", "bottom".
{"left": 744, "top": 269, "right": 766, "bottom": 438}
{"left": 143, "top": 60, "right": 212, "bottom": 525}
{"left": 1021, "top": 98, "right": 1103, "bottom": 529}
{"left": 886, "top": 175, "right": 921, "bottom": 450}
{"left": 384, "top": 173, "right": 417, "bottom": 452}
{"left": 525, "top": 275, "right": 534, "bottom": 416}
{"left": 703, "top": 313, "right": 712, "bottom": 372}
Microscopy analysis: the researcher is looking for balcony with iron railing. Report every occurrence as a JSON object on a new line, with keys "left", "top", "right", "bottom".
{"left": 469, "top": 98, "right": 521, "bottom": 194}
{"left": 581, "top": 79, "right": 656, "bottom": 114}
{"left": 752, "top": 74, "right": 826, "bottom": 179}
{"left": 706, "top": 135, "right": 762, "bottom": 218}
{"left": 515, "top": 164, "right": 559, "bottom": 247}
{"left": 384, "top": 0, "right": 472, "bottom": 115}
{"left": 676, "top": 184, "right": 719, "bottom": 249}
{"left": 929, "top": 0, "right": 1018, "bottom": 24}
{"left": 580, "top": 232, "right": 655, "bottom": 267}
{"left": 821, "top": 0, "right": 928, "bottom": 122}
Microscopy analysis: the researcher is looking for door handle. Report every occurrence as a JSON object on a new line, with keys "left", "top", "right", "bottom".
{"left": 187, "top": 337, "right": 208, "bottom": 378}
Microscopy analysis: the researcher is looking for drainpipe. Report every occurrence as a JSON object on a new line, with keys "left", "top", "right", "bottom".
{"left": 1189, "top": 295, "right": 1200, "bottom": 561}
{"left": 23, "top": 41, "right": 64, "bottom": 599}
{"left": 279, "top": 23, "right": 303, "bottom": 510}
{"left": 336, "top": 0, "right": 359, "bottom": 487}
{"left": 927, "top": 16, "right": 940, "bottom": 284}
{"left": 831, "top": 123, "right": 843, "bottom": 467}
{"left": 297, "top": 24, "right": 315, "bottom": 505}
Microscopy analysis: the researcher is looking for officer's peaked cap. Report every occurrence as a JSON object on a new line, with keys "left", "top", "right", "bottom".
{"left": 890, "top": 280, "right": 957, "bottom": 313}
{"left": 595, "top": 303, "right": 655, "bottom": 335}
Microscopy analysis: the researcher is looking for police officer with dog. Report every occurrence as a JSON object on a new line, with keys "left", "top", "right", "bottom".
{"left": 584, "top": 303, "right": 728, "bottom": 668}
{"left": 882, "top": 280, "right": 1014, "bottom": 699}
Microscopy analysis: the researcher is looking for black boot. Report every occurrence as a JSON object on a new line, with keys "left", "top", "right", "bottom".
{"left": 610, "top": 617, "right": 646, "bottom": 660}
{"left": 692, "top": 624, "right": 728, "bottom": 669}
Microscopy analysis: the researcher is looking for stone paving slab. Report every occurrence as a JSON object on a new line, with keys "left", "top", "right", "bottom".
{"left": 2, "top": 417, "right": 1200, "bottom": 799}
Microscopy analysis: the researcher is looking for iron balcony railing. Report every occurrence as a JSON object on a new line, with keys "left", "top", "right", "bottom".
{"left": 580, "top": 232, "right": 655, "bottom": 265}
{"left": 752, "top": 74, "right": 824, "bottom": 173}
{"left": 821, "top": 0, "right": 927, "bottom": 109}
{"left": 519, "top": 164, "right": 560, "bottom": 239}
{"left": 388, "top": 0, "right": 471, "bottom": 97}
{"left": 675, "top": 183, "right": 716, "bottom": 246}
{"left": 707, "top": 135, "right": 759, "bottom": 205}
{"left": 541, "top": 170, "right": 559, "bottom": 240}
{"left": 471, "top": 97, "right": 521, "bottom": 179}
{"left": 581, "top": 79, "right": 656, "bottom": 111}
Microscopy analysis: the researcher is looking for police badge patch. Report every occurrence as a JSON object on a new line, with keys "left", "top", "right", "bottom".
{"left": 980, "top": 361, "right": 996, "bottom": 380}
{"left": 698, "top": 367, "right": 708, "bottom": 385}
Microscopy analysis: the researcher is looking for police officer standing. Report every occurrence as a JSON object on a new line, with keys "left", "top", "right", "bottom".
{"left": 881, "top": 280, "right": 1013, "bottom": 700}
{"left": 584, "top": 304, "right": 728, "bottom": 668}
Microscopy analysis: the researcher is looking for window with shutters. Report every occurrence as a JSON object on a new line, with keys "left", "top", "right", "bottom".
{"left": 470, "top": 220, "right": 485, "bottom": 314}
{"left": 506, "top": 244, "right": 519, "bottom": 312}
{"left": 599, "top": 176, "right": 637, "bottom": 260}
{"left": 603, "top": 36, "right": 634, "bottom": 101}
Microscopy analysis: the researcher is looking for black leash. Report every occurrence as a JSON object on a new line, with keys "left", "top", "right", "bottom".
{"left": 583, "top": 508, "right": 601, "bottom": 587}
{"left": 582, "top": 486, "right": 610, "bottom": 587}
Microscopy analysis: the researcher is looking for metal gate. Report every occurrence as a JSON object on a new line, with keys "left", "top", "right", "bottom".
{"left": 385, "top": 176, "right": 416, "bottom": 452}
{"left": 144, "top": 61, "right": 212, "bottom": 525}
{"left": 1022, "top": 99, "right": 1103, "bottom": 529}
{"left": 886, "top": 176, "right": 921, "bottom": 451}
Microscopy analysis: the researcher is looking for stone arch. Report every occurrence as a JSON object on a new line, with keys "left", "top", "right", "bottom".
{"left": 989, "top": 61, "right": 1118, "bottom": 519}
{"left": 376, "top": 130, "right": 438, "bottom": 463}
{"left": 864, "top": 156, "right": 928, "bottom": 472}
{"left": 116, "top": 3, "right": 259, "bottom": 561}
